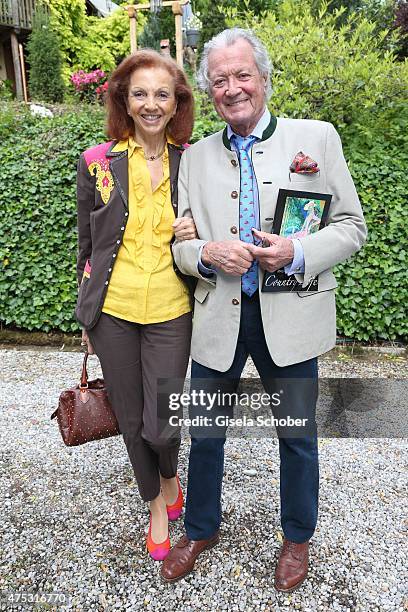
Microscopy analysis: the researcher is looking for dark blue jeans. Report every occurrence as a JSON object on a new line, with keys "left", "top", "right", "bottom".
{"left": 185, "top": 292, "right": 319, "bottom": 544}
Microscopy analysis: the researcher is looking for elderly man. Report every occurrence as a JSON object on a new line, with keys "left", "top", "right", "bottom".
{"left": 161, "top": 28, "right": 366, "bottom": 590}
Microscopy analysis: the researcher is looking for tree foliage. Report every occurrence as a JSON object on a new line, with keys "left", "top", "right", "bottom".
{"left": 139, "top": 9, "right": 176, "bottom": 53}
{"left": 196, "top": 0, "right": 403, "bottom": 56}
{"left": 42, "top": 0, "right": 86, "bottom": 83}
{"left": 310, "top": 0, "right": 396, "bottom": 27}
{"left": 191, "top": 87, "right": 224, "bottom": 141}
{"left": 193, "top": 0, "right": 279, "bottom": 55}
{"left": 394, "top": 0, "right": 408, "bottom": 57}
{"left": 42, "top": 0, "right": 142, "bottom": 82}
{"left": 26, "top": 5, "right": 65, "bottom": 103}
{"left": 226, "top": 0, "right": 407, "bottom": 128}
{"left": 75, "top": 9, "right": 132, "bottom": 72}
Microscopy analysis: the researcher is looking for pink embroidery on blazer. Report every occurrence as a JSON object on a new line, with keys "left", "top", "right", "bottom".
{"left": 81, "top": 259, "right": 92, "bottom": 283}
{"left": 84, "top": 142, "right": 115, "bottom": 205}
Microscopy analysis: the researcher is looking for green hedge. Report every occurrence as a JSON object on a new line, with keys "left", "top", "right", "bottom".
{"left": 0, "top": 104, "right": 105, "bottom": 332}
{"left": 0, "top": 101, "right": 406, "bottom": 339}
{"left": 335, "top": 109, "right": 407, "bottom": 340}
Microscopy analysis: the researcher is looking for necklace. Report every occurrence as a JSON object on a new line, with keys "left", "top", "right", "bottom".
{"left": 143, "top": 147, "right": 165, "bottom": 161}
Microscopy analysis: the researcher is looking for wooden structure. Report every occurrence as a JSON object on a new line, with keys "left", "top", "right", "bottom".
{"left": 0, "top": 0, "right": 36, "bottom": 100}
{"left": 125, "top": 1, "right": 188, "bottom": 68}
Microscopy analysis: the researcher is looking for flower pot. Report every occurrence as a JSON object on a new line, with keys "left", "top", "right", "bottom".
{"left": 186, "top": 29, "right": 201, "bottom": 47}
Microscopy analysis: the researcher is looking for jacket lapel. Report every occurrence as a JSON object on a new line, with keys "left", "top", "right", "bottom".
{"left": 106, "top": 143, "right": 128, "bottom": 209}
{"left": 168, "top": 144, "right": 183, "bottom": 214}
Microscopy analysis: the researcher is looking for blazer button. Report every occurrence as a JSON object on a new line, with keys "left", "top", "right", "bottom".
{"left": 231, "top": 159, "right": 238, "bottom": 167}
{"left": 232, "top": 298, "right": 240, "bottom": 305}
{"left": 231, "top": 191, "right": 238, "bottom": 199}
{"left": 230, "top": 226, "right": 238, "bottom": 234}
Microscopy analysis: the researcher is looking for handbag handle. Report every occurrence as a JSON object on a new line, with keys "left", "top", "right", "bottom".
{"left": 51, "top": 351, "right": 91, "bottom": 419}
{"left": 80, "top": 352, "right": 89, "bottom": 388}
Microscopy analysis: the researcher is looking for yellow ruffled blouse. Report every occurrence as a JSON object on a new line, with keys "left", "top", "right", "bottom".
{"left": 102, "top": 137, "right": 191, "bottom": 324}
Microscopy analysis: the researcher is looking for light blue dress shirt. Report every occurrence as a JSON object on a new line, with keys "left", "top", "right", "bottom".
{"left": 198, "top": 108, "right": 305, "bottom": 276}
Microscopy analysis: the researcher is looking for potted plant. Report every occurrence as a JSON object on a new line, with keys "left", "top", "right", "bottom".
{"left": 185, "top": 13, "right": 202, "bottom": 47}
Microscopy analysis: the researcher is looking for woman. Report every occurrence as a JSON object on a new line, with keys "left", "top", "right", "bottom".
{"left": 75, "top": 50, "right": 196, "bottom": 561}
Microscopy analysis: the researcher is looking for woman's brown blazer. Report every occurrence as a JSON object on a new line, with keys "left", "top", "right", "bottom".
{"left": 75, "top": 140, "right": 189, "bottom": 330}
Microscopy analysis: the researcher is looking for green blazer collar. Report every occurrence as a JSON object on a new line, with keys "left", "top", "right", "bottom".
{"left": 222, "top": 114, "right": 277, "bottom": 150}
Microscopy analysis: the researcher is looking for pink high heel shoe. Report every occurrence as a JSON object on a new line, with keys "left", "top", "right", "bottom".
{"left": 166, "top": 475, "right": 184, "bottom": 521}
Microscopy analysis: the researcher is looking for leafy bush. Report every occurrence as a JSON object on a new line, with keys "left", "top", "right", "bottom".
{"left": 43, "top": 0, "right": 141, "bottom": 81}
{"left": 191, "top": 88, "right": 224, "bottom": 142}
{"left": 139, "top": 9, "right": 176, "bottom": 54}
{"left": 27, "top": 5, "right": 65, "bottom": 103}
{"left": 0, "top": 79, "right": 14, "bottom": 101}
{"left": 71, "top": 69, "right": 107, "bottom": 103}
{"left": 227, "top": 0, "right": 407, "bottom": 129}
{"left": 0, "top": 103, "right": 35, "bottom": 139}
{"left": 0, "top": 85, "right": 406, "bottom": 339}
{"left": 335, "top": 107, "right": 408, "bottom": 340}
{"left": 74, "top": 10, "right": 133, "bottom": 73}
{"left": 194, "top": 0, "right": 279, "bottom": 55}
{"left": 42, "top": 0, "right": 87, "bottom": 83}
{"left": 0, "top": 104, "right": 105, "bottom": 332}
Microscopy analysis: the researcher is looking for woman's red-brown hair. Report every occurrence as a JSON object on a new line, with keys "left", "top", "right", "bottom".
{"left": 106, "top": 50, "right": 194, "bottom": 145}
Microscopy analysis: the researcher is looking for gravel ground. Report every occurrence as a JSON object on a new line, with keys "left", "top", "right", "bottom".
{"left": 0, "top": 347, "right": 407, "bottom": 611}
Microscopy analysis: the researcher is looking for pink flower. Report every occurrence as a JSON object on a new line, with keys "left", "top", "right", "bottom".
{"left": 71, "top": 68, "right": 108, "bottom": 101}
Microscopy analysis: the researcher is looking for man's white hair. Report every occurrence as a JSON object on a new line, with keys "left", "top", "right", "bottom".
{"left": 197, "top": 27, "right": 273, "bottom": 100}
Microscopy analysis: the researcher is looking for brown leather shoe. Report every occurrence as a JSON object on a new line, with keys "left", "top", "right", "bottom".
{"left": 161, "top": 532, "right": 220, "bottom": 583}
{"left": 274, "top": 538, "right": 309, "bottom": 592}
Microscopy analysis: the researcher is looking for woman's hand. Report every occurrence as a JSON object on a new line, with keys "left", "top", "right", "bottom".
{"left": 81, "top": 329, "right": 95, "bottom": 355}
{"left": 172, "top": 217, "right": 198, "bottom": 241}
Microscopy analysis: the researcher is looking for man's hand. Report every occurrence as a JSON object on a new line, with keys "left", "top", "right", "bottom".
{"left": 172, "top": 217, "right": 198, "bottom": 241}
{"left": 248, "top": 229, "right": 294, "bottom": 272}
{"left": 202, "top": 241, "right": 254, "bottom": 276}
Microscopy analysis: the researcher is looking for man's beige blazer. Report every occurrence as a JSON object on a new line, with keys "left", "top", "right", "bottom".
{"left": 173, "top": 116, "right": 367, "bottom": 370}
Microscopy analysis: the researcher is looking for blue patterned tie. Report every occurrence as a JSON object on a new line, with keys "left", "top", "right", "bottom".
{"left": 233, "top": 134, "right": 258, "bottom": 296}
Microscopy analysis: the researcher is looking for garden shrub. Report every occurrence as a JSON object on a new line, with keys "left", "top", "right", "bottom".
{"left": 27, "top": 5, "right": 65, "bottom": 103}
{"left": 74, "top": 9, "right": 133, "bottom": 74}
{"left": 140, "top": 9, "right": 176, "bottom": 54}
{"left": 0, "top": 79, "right": 14, "bottom": 101}
{"left": 336, "top": 107, "right": 408, "bottom": 340}
{"left": 191, "top": 88, "right": 224, "bottom": 141}
{"left": 227, "top": 0, "right": 407, "bottom": 129}
{"left": 43, "top": 0, "right": 142, "bottom": 82}
{"left": 71, "top": 69, "right": 107, "bottom": 104}
{"left": 0, "top": 82, "right": 406, "bottom": 339}
{"left": 0, "top": 104, "right": 105, "bottom": 332}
